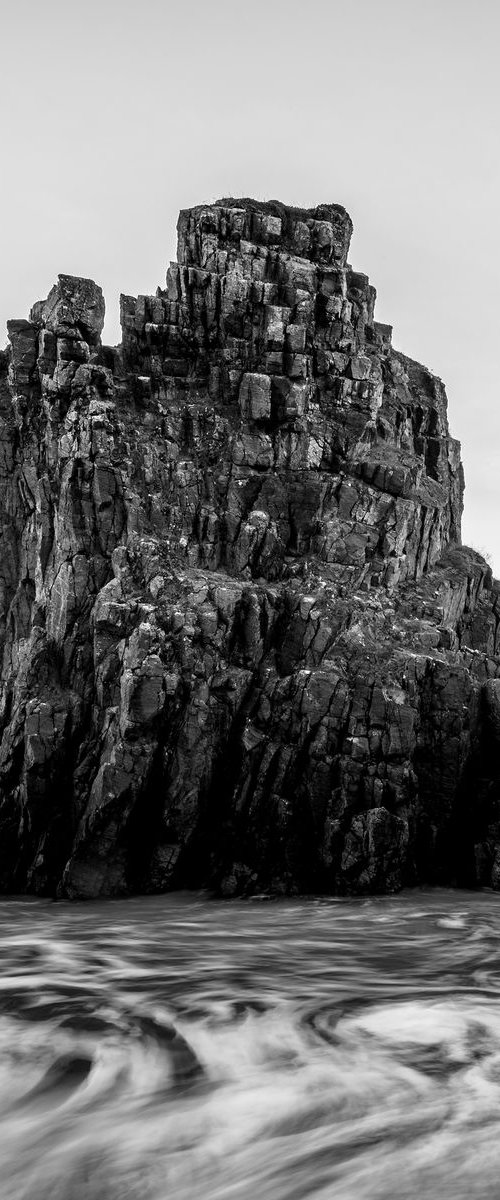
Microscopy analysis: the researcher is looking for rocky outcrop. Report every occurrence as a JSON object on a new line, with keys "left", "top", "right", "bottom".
{"left": 0, "top": 197, "right": 499, "bottom": 898}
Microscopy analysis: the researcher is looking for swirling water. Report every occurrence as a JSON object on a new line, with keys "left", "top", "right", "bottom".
{"left": 1, "top": 892, "right": 500, "bottom": 1199}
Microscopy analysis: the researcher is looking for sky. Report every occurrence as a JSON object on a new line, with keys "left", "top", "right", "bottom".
{"left": 1, "top": 0, "right": 499, "bottom": 568}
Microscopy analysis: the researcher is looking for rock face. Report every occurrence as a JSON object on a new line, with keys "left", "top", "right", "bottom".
{"left": 1, "top": 197, "right": 500, "bottom": 898}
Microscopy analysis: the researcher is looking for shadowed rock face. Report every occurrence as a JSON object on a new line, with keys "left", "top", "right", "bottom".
{"left": 0, "top": 199, "right": 499, "bottom": 899}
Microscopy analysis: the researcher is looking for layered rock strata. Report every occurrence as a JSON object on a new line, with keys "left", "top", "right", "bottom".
{"left": 0, "top": 197, "right": 499, "bottom": 898}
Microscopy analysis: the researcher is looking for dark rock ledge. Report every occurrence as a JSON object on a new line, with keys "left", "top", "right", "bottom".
{"left": 0, "top": 197, "right": 499, "bottom": 898}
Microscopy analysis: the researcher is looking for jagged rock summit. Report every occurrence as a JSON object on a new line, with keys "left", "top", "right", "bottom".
{"left": 1, "top": 197, "right": 500, "bottom": 899}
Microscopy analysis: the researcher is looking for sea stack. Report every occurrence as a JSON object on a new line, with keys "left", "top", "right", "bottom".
{"left": 0, "top": 198, "right": 499, "bottom": 898}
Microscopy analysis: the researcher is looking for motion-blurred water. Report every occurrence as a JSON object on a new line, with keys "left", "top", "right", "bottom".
{"left": 1, "top": 890, "right": 500, "bottom": 1199}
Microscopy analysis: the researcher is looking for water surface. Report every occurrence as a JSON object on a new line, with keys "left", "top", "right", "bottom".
{"left": 1, "top": 889, "right": 500, "bottom": 1199}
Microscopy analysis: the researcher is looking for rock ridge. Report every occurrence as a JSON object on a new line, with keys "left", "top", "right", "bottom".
{"left": 0, "top": 196, "right": 498, "bottom": 898}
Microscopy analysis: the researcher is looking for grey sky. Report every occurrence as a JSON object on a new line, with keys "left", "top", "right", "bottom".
{"left": 1, "top": 0, "right": 499, "bottom": 567}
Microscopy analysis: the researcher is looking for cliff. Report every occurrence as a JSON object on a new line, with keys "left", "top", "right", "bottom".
{"left": 1, "top": 197, "right": 500, "bottom": 898}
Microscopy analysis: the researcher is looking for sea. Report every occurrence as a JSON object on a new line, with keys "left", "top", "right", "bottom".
{"left": 1, "top": 888, "right": 500, "bottom": 1199}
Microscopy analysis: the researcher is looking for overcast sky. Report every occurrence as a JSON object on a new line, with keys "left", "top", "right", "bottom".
{"left": 1, "top": 0, "right": 499, "bottom": 568}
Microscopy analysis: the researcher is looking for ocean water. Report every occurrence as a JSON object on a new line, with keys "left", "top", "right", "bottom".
{"left": 1, "top": 889, "right": 500, "bottom": 1199}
